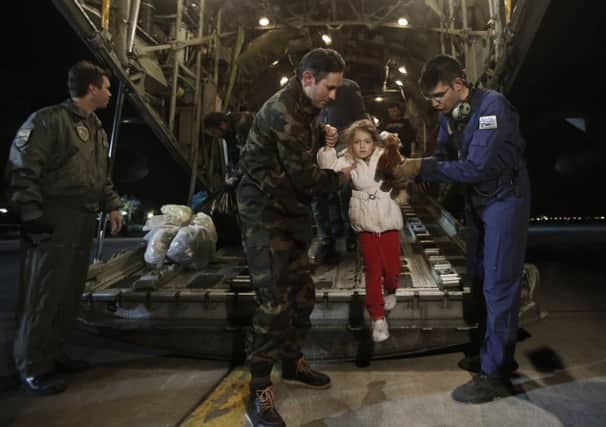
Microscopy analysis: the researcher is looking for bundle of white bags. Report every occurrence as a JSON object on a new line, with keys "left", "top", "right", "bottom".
{"left": 143, "top": 204, "right": 217, "bottom": 269}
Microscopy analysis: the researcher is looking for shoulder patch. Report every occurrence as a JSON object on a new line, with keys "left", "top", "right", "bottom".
{"left": 14, "top": 128, "right": 32, "bottom": 150}
{"left": 479, "top": 115, "right": 498, "bottom": 130}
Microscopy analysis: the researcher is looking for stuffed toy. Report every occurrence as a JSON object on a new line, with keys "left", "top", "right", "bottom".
{"left": 375, "top": 131, "right": 405, "bottom": 189}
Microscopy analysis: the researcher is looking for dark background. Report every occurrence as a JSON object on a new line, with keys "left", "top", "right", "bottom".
{"left": 508, "top": 1, "right": 605, "bottom": 219}
{"left": 1, "top": 2, "right": 604, "bottom": 223}
{"left": 0, "top": 2, "right": 190, "bottom": 222}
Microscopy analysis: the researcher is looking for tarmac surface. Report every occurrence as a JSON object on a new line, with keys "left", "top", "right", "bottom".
{"left": 1, "top": 226, "right": 606, "bottom": 426}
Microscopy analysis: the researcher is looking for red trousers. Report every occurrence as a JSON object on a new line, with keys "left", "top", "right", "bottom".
{"left": 358, "top": 230, "right": 401, "bottom": 319}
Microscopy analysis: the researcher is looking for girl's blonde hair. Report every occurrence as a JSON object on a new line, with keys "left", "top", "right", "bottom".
{"left": 341, "top": 119, "right": 382, "bottom": 159}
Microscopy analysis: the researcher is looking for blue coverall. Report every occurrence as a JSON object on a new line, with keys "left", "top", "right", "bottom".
{"left": 420, "top": 88, "right": 531, "bottom": 379}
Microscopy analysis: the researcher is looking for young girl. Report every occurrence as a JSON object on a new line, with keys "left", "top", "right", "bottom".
{"left": 317, "top": 119, "right": 404, "bottom": 342}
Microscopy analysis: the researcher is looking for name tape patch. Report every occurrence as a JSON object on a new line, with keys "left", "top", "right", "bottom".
{"left": 479, "top": 115, "right": 498, "bottom": 130}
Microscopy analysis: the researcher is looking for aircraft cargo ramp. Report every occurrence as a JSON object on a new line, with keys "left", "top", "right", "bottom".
{"left": 79, "top": 195, "right": 538, "bottom": 362}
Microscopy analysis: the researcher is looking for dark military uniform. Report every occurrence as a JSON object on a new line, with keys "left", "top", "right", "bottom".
{"left": 381, "top": 117, "right": 417, "bottom": 157}
{"left": 318, "top": 79, "right": 367, "bottom": 135}
{"left": 6, "top": 99, "right": 122, "bottom": 378}
{"left": 237, "top": 78, "right": 341, "bottom": 383}
{"left": 224, "top": 112, "right": 255, "bottom": 163}
{"left": 315, "top": 78, "right": 368, "bottom": 253}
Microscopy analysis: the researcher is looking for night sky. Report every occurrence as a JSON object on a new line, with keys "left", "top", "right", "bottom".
{"left": 1, "top": 2, "right": 604, "bottom": 220}
{"left": 0, "top": 2, "right": 189, "bottom": 213}
{"left": 1, "top": 3, "right": 90, "bottom": 144}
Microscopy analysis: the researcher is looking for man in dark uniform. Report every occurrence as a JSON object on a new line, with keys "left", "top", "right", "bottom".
{"left": 203, "top": 111, "right": 255, "bottom": 183}
{"left": 6, "top": 60, "right": 123, "bottom": 395}
{"left": 384, "top": 55, "right": 530, "bottom": 403}
{"left": 312, "top": 78, "right": 368, "bottom": 261}
{"left": 237, "top": 48, "right": 353, "bottom": 426}
{"left": 381, "top": 102, "right": 417, "bottom": 157}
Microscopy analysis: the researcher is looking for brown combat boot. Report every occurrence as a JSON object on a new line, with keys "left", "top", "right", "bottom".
{"left": 282, "top": 357, "right": 331, "bottom": 389}
{"left": 245, "top": 385, "right": 285, "bottom": 427}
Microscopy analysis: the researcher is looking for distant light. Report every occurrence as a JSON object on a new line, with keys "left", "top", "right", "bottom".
{"left": 395, "top": 80, "right": 404, "bottom": 86}
{"left": 280, "top": 76, "right": 288, "bottom": 86}
{"left": 397, "top": 17, "right": 409, "bottom": 26}
{"left": 147, "top": 211, "right": 154, "bottom": 219}
{"left": 191, "top": 2, "right": 197, "bottom": 8}
{"left": 374, "top": 96, "right": 384, "bottom": 102}
{"left": 271, "top": 60, "right": 279, "bottom": 66}
{"left": 398, "top": 66, "right": 408, "bottom": 74}
{"left": 0, "top": 208, "right": 7, "bottom": 214}
{"left": 321, "top": 34, "right": 332, "bottom": 45}
{"left": 120, "top": 210, "right": 128, "bottom": 216}
{"left": 259, "top": 17, "right": 270, "bottom": 26}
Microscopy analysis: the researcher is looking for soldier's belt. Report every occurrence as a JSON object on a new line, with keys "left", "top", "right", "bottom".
{"left": 45, "top": 196, "right": 101, "bottom": 212}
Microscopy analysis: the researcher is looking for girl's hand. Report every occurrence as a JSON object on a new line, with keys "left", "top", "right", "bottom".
{"left": 338, "top": 163, "right": 356, "bottom": 183}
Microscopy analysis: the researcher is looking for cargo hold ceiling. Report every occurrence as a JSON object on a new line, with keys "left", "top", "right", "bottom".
{"left": 51, "top": 0, "right": 543, "bottom": 188}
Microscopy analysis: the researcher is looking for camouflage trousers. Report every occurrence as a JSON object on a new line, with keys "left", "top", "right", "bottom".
{"left": 237, "top": 180, "right": 316, "bottom": 381}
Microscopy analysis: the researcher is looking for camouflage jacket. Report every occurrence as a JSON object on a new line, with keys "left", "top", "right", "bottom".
{"left": 238, "top": 78, "right": 341, "bottom": 217}
{"left": 6, "top": 99, "right": 122, "bottom": 220}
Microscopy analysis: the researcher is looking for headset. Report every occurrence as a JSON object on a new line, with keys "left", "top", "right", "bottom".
{"left": 450, "top": 98, "right": 472, "bottom": 123}
{"left": 446, "top": 87, "right": 474, "bottom": 137}
{"left": 448, "top": 71, "right": 473, "bottom": 126}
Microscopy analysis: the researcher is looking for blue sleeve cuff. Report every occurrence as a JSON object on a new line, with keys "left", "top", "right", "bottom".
{"left": 419, "top": 157, "right": 439, "bottom": 180}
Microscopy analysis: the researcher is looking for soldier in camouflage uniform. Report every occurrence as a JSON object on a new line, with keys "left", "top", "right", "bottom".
{"left": 237, "top": 48, "right": 353, "bottom": 427}
{"left": 6, "top": 60, "right": 123, "bottom": 395}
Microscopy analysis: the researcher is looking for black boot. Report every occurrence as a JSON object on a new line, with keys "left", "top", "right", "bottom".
{"left": 346, "top": 234, "right": 357, "bottom": 252}
{"left": 20, "top": 373, "right": 66, "bottom": 395}
{"left": 452, "top": 374, "right": 514, "bottom": 404}
{"left": 457, "top": 354, "right": 519, "bottom": 374}
{"left": 54, "top": 354, "right": 91, "bottom": 373}
{"left": 282, "top": 357, "right": 331, "bottom": 389}
{"left": 245, "top": 385, "right": 285, "bottom": 427}
{"left": 313, "top": 244, "right": 338, "bottom": 265}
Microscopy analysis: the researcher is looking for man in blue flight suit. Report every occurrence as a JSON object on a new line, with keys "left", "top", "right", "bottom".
{"left": 383, "top": 55, "right": 530, "bottom": 403}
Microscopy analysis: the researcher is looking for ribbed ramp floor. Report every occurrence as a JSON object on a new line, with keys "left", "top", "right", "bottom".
{"left": 77, "top": 197, "right": 473, "bottom": 361}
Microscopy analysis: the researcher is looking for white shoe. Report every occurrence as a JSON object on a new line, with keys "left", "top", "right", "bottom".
{"left": 372, "top": 318, "right": 389, "bottom": 342}
{"left": 384, "top": 293, "right": 397, "bottom": 311}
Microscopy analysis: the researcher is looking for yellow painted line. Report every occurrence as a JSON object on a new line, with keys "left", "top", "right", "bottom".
{"left": 179, "top": 366, "right": 250, "bottom": 427}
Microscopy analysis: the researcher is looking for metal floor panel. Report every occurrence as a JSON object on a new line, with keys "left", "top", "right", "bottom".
{"left": 78, "top": 196, "right": 474, "bottom": 360}
{"left": 84, "top": 198, "right": 466, "bottom": 299}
